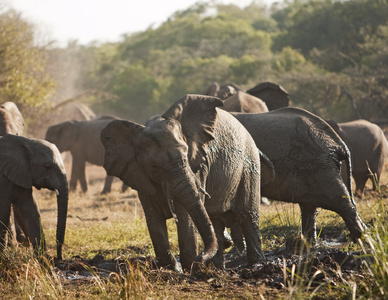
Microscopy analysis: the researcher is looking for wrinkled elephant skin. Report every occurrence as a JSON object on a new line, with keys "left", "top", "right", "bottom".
{"left": 101, "top": 94, "right": 264, "bottom": 270}
{"left": 232, "top": 108, "right": 366, "bottom": 243}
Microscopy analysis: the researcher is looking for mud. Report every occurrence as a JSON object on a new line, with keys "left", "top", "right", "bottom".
{"left": 55, "top": 237, "right": 364, "bottom": 293}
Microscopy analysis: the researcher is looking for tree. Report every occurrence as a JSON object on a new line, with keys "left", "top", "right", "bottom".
{"left": 0, "top": 9, "right": 54, "bottom": 113}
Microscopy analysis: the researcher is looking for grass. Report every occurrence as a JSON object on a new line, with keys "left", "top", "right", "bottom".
{"left": 0, "top": 163, "right": 387, "bottom": 299}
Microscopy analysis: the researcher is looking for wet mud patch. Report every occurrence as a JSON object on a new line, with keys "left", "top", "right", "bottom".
{"left": 54, "top": 239, "right": 365, "bottom": 298}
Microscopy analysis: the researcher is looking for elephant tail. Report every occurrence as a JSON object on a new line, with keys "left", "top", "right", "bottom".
{"left": 259, "top": 150, "right": 275, "bottom": 186}
{"left": 339, "top": 143, "right": 356, "bottom": 206}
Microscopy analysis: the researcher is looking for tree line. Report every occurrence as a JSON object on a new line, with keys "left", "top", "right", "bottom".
{"left": 1, "top": 0, "right": 387, "bottom": 127}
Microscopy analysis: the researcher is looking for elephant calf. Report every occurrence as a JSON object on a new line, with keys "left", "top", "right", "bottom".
{"left": 0, "top": 135, "right": 69, "bottom": 259}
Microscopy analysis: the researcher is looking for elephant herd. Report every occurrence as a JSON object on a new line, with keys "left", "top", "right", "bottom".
{"left": 0, "top": 83, "right": 387, "bottom": 271}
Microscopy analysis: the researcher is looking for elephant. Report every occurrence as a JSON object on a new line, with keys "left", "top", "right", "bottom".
{"left": 246, "top": 81, "right": 290, "bottom": 111}
{"left": 45, "top": 116, "right": 120, "bottom": 194}
{"left": 205, "top": 81, "right": 289, "bottom": 111}
{"left": 0, "top": 102, "right": 25, "bottom": 136}
{"left": 205, "top": 82, "right": 220, "bottom": 97}
{"left": 326, "top": 119, "right": 388, "bottom": 198}
{"left": 222, "top": 91, "right": 269, "bottom": 114}
{"left": 0, "top": 134, "right": 69, "bottom": 260}
{"left": 29, "top": 100, "right": 96, "bottom": 139}
{"left": 101, "top": 94, "right": 264, "bottom": 270}
{"left": 0, "top": 101, "right": 28, "bottom": 245}
{"left": 231, "top": 107, "right": 366, "bottom": 244}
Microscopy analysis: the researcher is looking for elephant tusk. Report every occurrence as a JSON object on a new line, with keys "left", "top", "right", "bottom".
{"left": 167, "top": 198, "right": 179, "bottom": 223}
{"left": 54, "top": 189, "right": 60, "bottom": 196}
{"left": 199, "top": 187, "right": 211, "bottom": 199}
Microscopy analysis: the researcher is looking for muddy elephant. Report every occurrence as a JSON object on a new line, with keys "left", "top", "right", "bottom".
{"left": 45, "top": 116, "right": 120, "bottom": 194}
{"left": 327, "top": 119, "right": 388, "bottom": 198}
{"left": 101, "top": 94, "right": 264, "bottom": 270}
{"left": 246, "top": 82, "right": 289, "bottom": 111}
{"left": 222, "top": 91, "right": 269, "bottom": 114}
{"left": 0, "top": 134, "right": 69, "bottom": 259}
{"left": 232, "top": 107, "right": 366, "bottom": 243}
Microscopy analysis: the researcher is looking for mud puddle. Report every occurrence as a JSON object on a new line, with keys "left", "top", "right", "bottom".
{"left": 55, "top": 238, "right": 364, "bottom": 292}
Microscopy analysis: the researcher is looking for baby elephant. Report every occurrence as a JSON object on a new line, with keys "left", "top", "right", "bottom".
{"left": 0, "top": 134, "right": 69, "bottom": 259}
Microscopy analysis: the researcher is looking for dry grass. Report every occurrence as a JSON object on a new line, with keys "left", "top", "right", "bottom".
{"left": 0, "top": 162, "right": 387, "bottom": 299}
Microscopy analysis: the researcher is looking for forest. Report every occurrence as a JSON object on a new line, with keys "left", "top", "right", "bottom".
{"left": 1, "top": 0, "right": 387, "bottom": 128}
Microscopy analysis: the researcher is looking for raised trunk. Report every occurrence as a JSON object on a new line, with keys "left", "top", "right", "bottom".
{"left": 56, "top": 183, "right": 69, "bottom": 260}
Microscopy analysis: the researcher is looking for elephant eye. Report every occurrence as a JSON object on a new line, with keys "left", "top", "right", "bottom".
{"left": 44, "top": 163, "right": 52, "bottom": 170}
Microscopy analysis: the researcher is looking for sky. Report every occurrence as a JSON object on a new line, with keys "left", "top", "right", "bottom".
{"left": 7, "top": 0, "right": 274, "bottom": 47}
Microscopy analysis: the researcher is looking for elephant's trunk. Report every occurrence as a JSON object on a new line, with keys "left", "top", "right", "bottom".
{"left": 55, "top": 182, "right": 69, "bottom": 260}
{"left": 166, "top": 164, "right": 218, "bottom": 265}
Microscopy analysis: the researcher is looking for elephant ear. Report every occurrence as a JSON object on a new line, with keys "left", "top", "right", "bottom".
{"left": 0, "top": 135, "right": 32, "bottom": 189}
{"left": 162, "top": 94, "right": 223, "bottom": 171}
{"left": 100, "top": 120, "right": 156, "bottom": 195}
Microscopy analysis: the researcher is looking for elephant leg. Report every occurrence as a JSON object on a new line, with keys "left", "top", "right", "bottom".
{"left": 138, "top": 194, "right": 181, "bottom": 272}
{"left": 13, "top": 214, "right": 29, "bottom": 246}
{"left": 210, "top": 218, "right": 226, "bottom": 269}
{"left": 240, "top": 212, "right": 263, "bottom": 266}
{"left": 78, "top": 161, "right": 88, "bottom": 193}
{"left": 101, "top": 175, "right": 114, "bottom": 194}
{"left": 9, "top": 206, "right": 28, "bottom": 246}
{"left": 0, "top": 196, "right": 11, "bottom": 250}
{"left": 175, "top": 202, "right": 198, "bottom": 270}
{"left": 229, "top": 221, "right": 245, "bottom": 254}
{"left": 71, "top": 157, "right": 87, "bottom": 192}
{"left": 69, "top": 160, "right": 79, "bottom": 191}
{"left": 299, "top": 203, "right": 318, "bottom": 244}
{"left": 13, "top": 191, "right": 45, "bottom": 254}
{"left": 353, "top": 172, "right": 368, "bottom": 198}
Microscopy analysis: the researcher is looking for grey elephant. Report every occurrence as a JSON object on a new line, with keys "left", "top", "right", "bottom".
{"left": 231, "top": 107, "right": 366, "bottom": 243}
{"left": 0, "top": 134, "right": 69, "bottom": 259}
{"left": 222, "top": 91, "right": 269, "bottom": 114}
{"left": 327, "top": 119, "right": 388, "bottom": 198}
{"left": 246, "top": 82, "right": 290, "bottom": 111}
{"left": 101, "top": 94, "right": 264, "bottom": 270}
{"left": 0, "top": 101, "right": 28, "bottom": 245}
{"left": 45, "top": 116, "right": 120, "bottom": 194}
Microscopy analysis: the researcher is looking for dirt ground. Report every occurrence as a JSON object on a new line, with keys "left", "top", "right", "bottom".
{"left": 33, "top": 160, "right": 388, "bottom": 299}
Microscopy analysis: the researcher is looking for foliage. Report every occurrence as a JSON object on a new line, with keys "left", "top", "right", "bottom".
{"left": 4, "top": 0, "right": 388, "bottom": 124}
{"left": 0, "top": 8, "right": 54, "bottom": 114}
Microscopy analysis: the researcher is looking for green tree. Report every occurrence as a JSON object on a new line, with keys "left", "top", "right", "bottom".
{"left": 0, "top": 9, "right": 54, "bottom": 111}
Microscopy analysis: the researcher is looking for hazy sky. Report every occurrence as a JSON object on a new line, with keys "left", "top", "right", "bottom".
{"left": 8, "top": 0, "right": 274, "bottom": 46}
